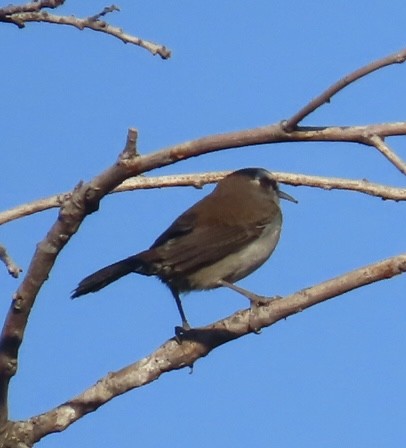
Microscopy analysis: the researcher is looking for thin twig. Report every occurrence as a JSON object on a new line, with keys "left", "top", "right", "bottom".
{"left": 88, "top": 5, "right": 119, "bottom": 22}
{"left": 0, "top": 244, "right": 22, "bottom": 278}
{"left": 0, "top": 4, "right": 171, "bottom": 58}
{"left": 28, "top": 253, "right": 406, "bottom": 442}
{"left": 365, "top": 135, "right": 406, "bottom": 175}
{"left": 1, "top": 171, "right": 404, "bottom": 226}
{"left": 283, "top": 48, "right": 406, "bottom": 131}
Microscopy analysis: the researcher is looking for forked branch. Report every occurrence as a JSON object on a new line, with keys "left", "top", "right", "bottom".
{"left": 283, "top": 47, "right": 406, "bottom": 131}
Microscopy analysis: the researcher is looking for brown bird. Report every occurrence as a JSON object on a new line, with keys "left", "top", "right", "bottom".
{"left": 72, "top": 168, "right": 297, "bottom": 330}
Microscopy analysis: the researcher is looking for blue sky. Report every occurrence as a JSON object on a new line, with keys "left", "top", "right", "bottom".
{"left": 1, "top": 1, "right": 405, "bottom": 447}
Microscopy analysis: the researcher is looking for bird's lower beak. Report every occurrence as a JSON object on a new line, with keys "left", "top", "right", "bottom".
{"left": 278, "top": 190, "right": 298, "bottom": 203}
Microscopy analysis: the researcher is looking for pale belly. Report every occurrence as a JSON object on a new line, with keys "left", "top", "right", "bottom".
{"left": 186, "top": 223, "right": 281, "bottom": 290}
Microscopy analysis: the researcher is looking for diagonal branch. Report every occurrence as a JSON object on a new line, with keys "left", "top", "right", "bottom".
{"left": 27, "top": 253, "right": 406, "bottom": 443}
{"left": 283, "top": 48, "right": 406, "bottom": 131}
{"left": 364, "top": 135, "right": 406, "bottom": 175}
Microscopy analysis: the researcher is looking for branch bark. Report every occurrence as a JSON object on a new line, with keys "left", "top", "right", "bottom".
{"left": 0, "top": 1, "right": 171, "bottom": 58}
{"left": 365, "top": 135, "right": 406, "bottom": 175}
{"left": 283, "top": 47, "right": 406, "bottom": 131}
{"left": 0, "top": 37, "right": 405, "bottom": 446}
{"left": 24, "top": 253, "right": 406, "bottom": 443}
{"left": 1, "top": 171, "right": 405, "bottom": 226}
{"left": 0, "top": 245, "right": 22, "bottom": 278}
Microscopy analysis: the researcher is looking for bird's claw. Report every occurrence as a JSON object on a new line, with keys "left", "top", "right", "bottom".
{"left": 249, "top": 294, "right": 281, "bottom": 307}
{"left": 174, "top": 323, "right": 191, "bottom": 344}
{"left": 248, "top": 295, "right": 282, "bottom": 334}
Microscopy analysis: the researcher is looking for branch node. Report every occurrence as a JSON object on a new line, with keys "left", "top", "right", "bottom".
{"left": 88, "top": 5, "right": 120, "bottom": 22}
{"left": 119, "top": 128, "right": 139, "bottom": 161}
{"left": 83, "top": 187, "right": 101, "bottom": 214}
{"left": 365, "top": 134, "right": 406, "bottom": 175}
{"left": 280, "top": 119, "right": 294, "bottom": 133}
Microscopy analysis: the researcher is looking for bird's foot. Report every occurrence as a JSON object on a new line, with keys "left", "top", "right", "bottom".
{"left": 249, "top": 294, "right": 282, "bottom": 307}
{"left": 249, "top": 295, "right": 282, "bottom": 334}
{"left": 174, "top": 321, "right": 192, "bottom": 344}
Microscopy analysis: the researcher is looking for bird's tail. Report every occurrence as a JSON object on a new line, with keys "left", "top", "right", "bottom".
{"left": 71, "top": 255, "right": 146, "bottom": 298}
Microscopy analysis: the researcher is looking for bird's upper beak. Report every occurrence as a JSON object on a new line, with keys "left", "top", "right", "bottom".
{"left": 278, "top": 190, "right": 298, "bottom": 203}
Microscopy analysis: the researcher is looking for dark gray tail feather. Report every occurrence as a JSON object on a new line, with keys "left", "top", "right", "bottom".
{"left": 71, "top": 255, "right": 147, "bottom": 298}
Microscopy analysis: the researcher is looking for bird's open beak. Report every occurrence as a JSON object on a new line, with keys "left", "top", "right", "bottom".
{"left": 278, "top": 190, "right": 298, "bottom": 203}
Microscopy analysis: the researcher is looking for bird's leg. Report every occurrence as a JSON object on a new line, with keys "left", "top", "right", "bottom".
{"left": 169, "top": 287, "right": 191, "bottom": 341}
{"left": 218, "top": 280, "right": 281, "bottom": 334}
{"left": 218, "top": 280, "right": 277, "bottom": 306}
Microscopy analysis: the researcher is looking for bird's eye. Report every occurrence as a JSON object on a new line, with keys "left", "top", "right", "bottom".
{"left": 259, "top": 176, "right": 277, "bottom": 191}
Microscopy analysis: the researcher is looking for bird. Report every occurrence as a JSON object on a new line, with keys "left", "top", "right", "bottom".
{"left": 71, "top": 168, "right": 297, "bottom": 331}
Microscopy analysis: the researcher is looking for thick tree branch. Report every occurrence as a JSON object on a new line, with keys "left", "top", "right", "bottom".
{"left": 0, "top": 130, "right": 143, "bottom": 427}
{"left": 26, "top": 254, "right": 406, "bottom": 442}
{"left": 1, "top": 170, "right": 405, "bottom": 226}
{"left": 0, "top": 2, "right": 171, "bottom": 59}
{"left": 283, "top": 47, "right": 406, "bottom": 131}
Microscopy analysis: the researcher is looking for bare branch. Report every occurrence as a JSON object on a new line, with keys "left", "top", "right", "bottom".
{"left": 118, "top": 122, "right": 406, "bottom": 179}
{"left": 88, "top": 5, "right": 119, "bottom": 22}
{"left": 0, "top": 0, "right": 64, "bottom": 18}
{"left": 364, "top": 135, "right": 406, "bottom": 175}
{"left": 0, "top": 42, "right": 405, "bottom": 443}
{"left": 0, "top": 131, "right": 144, "bottom": 425}
{"left": 0, "top": 2, "right": 171, "bottom": 58}
{"left": 1, "top": 117, "right": 406, "bottom": 410}
{"left": 0, "top": 245, "right": 22, "bottom": 278}
{"left": 283, "top": 48, "right": 406, "bottom": 131}
{"left": 1, "top": 171, "right": 405, "bottom": 226}
{"left": 27, "top": 253, "right": 406, "bottom": 442}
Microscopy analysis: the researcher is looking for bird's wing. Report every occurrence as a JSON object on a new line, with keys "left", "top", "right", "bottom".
{"left": 152, "top": 221, "right": 266, "bottom": 275}
{"left": 150, "top": 208, "right": 197, "bottom": 249}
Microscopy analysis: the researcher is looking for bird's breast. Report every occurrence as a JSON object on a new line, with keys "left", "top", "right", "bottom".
{"left": 185, "top": 220, "right": 282, "bottom": 290}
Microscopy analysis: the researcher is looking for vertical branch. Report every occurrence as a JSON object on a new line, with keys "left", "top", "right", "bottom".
{"left": 0, "top": 129, "right": 138, "bottom": 429}
{"left": 0, "top": 204, "right": 82, "bottom": 427}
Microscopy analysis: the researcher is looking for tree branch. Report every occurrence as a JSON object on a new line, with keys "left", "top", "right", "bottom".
{"left": 364, "top": 135, "right": 406, "bottom": 175}
{"left": 0, "top": 2, "right": 171, "bottom": 59}
{"left": 283, "top": 48, "right": 406, "bottom": 131}
{"left": 0, "top": 245, "right": 22, "bottom": 278}
{"left": 6, "top": 120, "right": 405, "bottom": 226}
{"left": 0, "top": 0, "right": 65, "bottom": 16}
{"left": 0, "top": 129, "right": 142, "bottom": 427}
{"left": 1, "top": 170, "right": 405, "bottom": 226}
{"left": 1, "top": 117, "right": 406, "bottom": 420}
{"left": 0, "top": 40, "right": 405, "bottom": 444}
{"left": 26, "top": 253, "right": 406, "bottom": 442}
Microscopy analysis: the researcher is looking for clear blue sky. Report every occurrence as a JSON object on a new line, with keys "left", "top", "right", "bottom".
{"left": 1, "top": 1, "right": 405, "bottom": 447}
